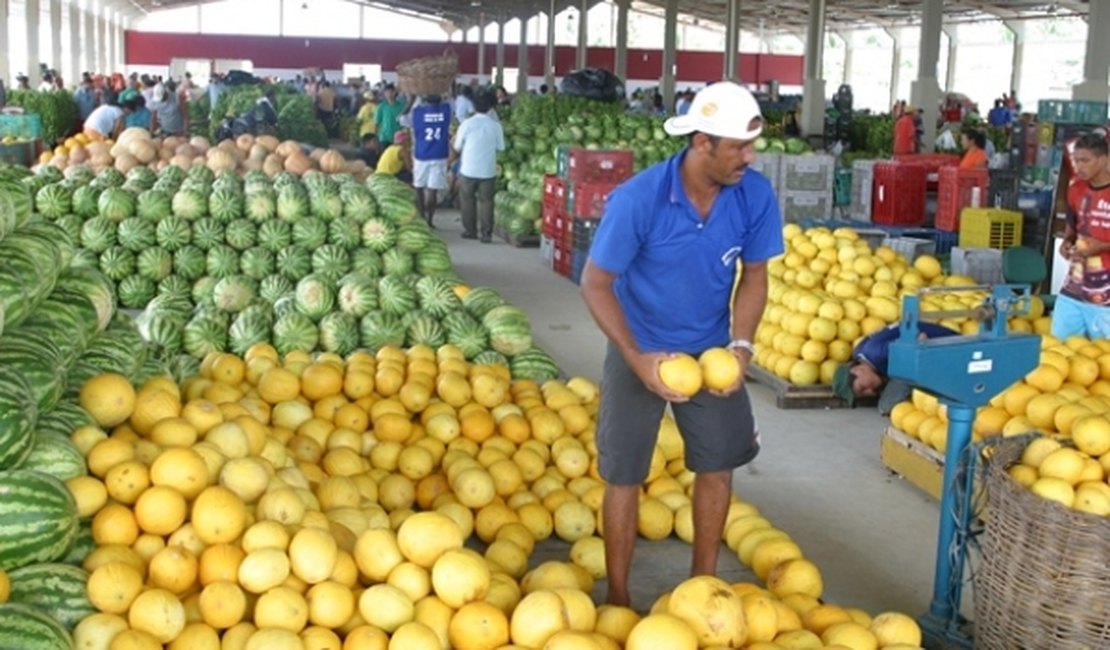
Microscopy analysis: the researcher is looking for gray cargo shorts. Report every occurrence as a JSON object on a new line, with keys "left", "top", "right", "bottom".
{"left": 596, "top": 343, "right": 760, "bottom": 486}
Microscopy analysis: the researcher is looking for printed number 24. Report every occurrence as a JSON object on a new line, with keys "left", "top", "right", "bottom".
{"left": 424, "top": 127, "right": 442, "bottom": 141}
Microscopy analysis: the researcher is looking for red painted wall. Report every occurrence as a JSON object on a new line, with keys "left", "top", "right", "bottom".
{"left": 124, "top": 32, "right": 804, "bottom": 85}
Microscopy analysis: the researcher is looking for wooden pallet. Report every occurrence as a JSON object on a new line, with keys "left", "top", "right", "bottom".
{"left": 744, "top": 363, "right": 852, "bottom": 409}
{"left": 494, "top": 227, "right": 540, "bottom": 248}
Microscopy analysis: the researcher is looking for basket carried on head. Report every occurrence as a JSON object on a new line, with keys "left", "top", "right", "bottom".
{"left": 974, "top": 436, "right": 1110, "bottom": 649}
{"left": 395, "top": 50, "right": 458, "bottom": 98}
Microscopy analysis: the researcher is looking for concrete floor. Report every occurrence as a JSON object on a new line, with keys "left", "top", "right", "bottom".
{"left": 432, "top": 207, "right": 944, "bottom": 618}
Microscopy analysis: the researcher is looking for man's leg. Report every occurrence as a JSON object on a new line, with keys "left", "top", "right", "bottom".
{"left": 424, "top": 189, "right": 438, "bottom": 227}
{"left": 602, "top": 484, "right": 640, "bottom": 606}
{"left": 459, "top": 176, "right": 478, "bottom": 238}
{"left": 477, "top": 177, "right": 496, "bottom": 242}
{"left": 690, "top": 470, "right": 732, "bottom": 576}
{"left": 414, "top": 184, "right": 427, "bottom": 217}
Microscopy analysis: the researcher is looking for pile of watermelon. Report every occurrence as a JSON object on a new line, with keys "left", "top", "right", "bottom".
{"left": 0, "top": 169, "right": 169, "bottom": 646}
{"left": 1, "top": 161, "right": 561, "bottom": 384}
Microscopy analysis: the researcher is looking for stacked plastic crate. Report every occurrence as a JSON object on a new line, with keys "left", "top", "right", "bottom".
{"left": 749, "top": 153, "right": 782, "bottom": 195}
{"left": 871, "top": 161, "right": 928, "bottom": 226}
{"left": 935, "top": 167, "right": 989, "bottom": 233}
{"left": 546, "top": 148, "right": 635, "bottom": 282}
{"left": 778, "top": 154, "right": 835, "bottom": 222}
{"left": 0, "top": 114, "right": 44, "bottom": 166}
{"left": 540, "top": 175, "right": 568, "bottom": 270}
{"left": 849, "top": 159, "right": 880, "bottom": 222}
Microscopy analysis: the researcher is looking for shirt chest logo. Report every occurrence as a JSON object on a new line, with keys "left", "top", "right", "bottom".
{"left": 721, "top": 246, "right": 743, "bottom": 267}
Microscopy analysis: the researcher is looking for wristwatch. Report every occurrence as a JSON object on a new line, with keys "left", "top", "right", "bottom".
{"left": 727, "top": 339, "right": 756, "bottom": 356}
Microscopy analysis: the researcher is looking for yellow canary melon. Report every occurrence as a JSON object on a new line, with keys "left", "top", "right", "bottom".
{"left": 698, "top": 347, "right": 741, "bottom": 392}
{"left": 624, "top": 613, "right": 698, "bottom": 650}
{"left": 658, "top": 354, "right": 703, "bottom": 397}
{"left": 80, "top": 373, "right": 137, "bottom": 427}
{"left": 666, "top": 575, "right": 747, "bottom": 647}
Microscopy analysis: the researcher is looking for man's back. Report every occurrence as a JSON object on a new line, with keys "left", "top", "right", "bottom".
{"left": 455, "top": 113, "right": 504, "bottom": 179}
{"left": 412, "top": 102, "right": 452, "bottom": 161}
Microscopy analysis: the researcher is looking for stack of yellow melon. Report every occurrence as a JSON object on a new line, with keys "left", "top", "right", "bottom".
{"left": 755, "top": 225, "right": 1046, "bottom": 387}
{"left": 64, "top": 344, "right": 924, "bottom": 649}
{"left": 890, "top": 333, "right": 1110, "bottom": 456}
{"left": 1005, "top": 432, "right": 1110, "bottom": 516}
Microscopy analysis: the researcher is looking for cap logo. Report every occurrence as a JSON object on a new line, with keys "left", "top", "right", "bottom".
{"left": 701, "top": 102, "right": 719, "bottom": 117}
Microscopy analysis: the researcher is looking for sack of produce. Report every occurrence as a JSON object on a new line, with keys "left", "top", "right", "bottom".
{"left": 558, "top": 68, "right": 625, "bottom": 103}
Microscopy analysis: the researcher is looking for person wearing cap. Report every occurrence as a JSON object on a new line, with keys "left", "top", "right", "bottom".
{"left": 357, "top": 90, "right": 379, "bottom": 139}
{"left": 831, "top": 322, "right": 959, "bottom": 414}
{"left": 581, "top": 81, "right": 783, "bottom": 606}
{"left": 893, "top": 105, "right": 917, "bottom": 155}
{"left": 375, "top": 131, "right": 413, "bottom": 183}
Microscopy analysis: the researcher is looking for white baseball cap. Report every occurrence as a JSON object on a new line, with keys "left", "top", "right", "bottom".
{"left": 663, "top": 81, "right": 764, "bottom": 141}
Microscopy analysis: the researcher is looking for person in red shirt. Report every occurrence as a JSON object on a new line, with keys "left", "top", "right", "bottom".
{"left": 1055, "top": 134, "right": 1110, "bottom": 339}
{"left": 893, "top": 106, "right": 917, "bottom": 155}
{"left": 958, "top": 128, "right": 989, "bottom": 170}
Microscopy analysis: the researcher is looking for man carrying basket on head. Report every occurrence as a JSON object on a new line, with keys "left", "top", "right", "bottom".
{"left": 409, "top": 95, "right": 453, "bottom": 228}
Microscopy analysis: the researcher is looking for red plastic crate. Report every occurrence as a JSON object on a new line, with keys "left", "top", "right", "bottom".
{"left": 894, "top": 153, "right": 959, "bottom": 189}
{"left": 543, "top": 174, "right": 567, "bottom": 209}
{"left": 541, "top": 203, "right": 565, "bottom": 239}
{"left": 553, "top": 242, "right": 572, "bottom": 277}
{"left": 565, "top": 149, "right": 635, "bottom": 185}
{"left": 935, "top": 167, "right": 989, "bottom": 231}
{"left": 872, "top": 162, "right": 928, "bottom": 226}
{"left": 567, "top": 182, "right": 619, "bottom": 219}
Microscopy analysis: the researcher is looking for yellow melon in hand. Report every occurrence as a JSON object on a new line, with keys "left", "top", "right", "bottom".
{"left": 80, "top": 373, "right": 136, "bottom": 427}
{"left": 699, "top": 347, "right": 741, "bottom": 392}
{"left": 658, "top": 354, "right": 703, "bottom": 397}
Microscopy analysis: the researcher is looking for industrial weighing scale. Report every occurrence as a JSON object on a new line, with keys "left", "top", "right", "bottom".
{"left": 887, "top": 285, "right": 1041, "bottom": 649}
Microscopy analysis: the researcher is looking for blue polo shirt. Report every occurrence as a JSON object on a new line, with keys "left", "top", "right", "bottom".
{"left": 589, "top": 150, "right": 784, "bottom": 354}
{"left": 854, "top": 323, "right": 959, "bottom": 375}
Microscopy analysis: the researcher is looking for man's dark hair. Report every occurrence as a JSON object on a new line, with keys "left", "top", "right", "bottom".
{"left": 474, "top": 91, "right": 494, "bottom": 114}
{"left": 362, "top": 133, "right": 378, "bottom": 145}
{"left": 424, "top": 94, "right": 442, "bottom": 104}
{"left": 687, "top": 132, "right": 722, "bottom": 147}
{"left": 462, "top": 86, "right": 473, "bottom": 99}
{"left": 961, "top": 127, "right": 986, "bottom": 149}
{"left": 539, "top": 84, "right": 548, "bottom": 94}
{"left": 1075, "top": 133, "right": 1108, "bottom": 157}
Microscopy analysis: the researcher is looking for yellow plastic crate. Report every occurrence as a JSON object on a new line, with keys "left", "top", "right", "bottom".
{"left": 958, "top": 208, "right": 1022, "bottom": 250}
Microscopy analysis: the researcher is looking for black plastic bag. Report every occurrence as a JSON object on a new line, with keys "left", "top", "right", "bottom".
{"left": 559, "top": 68, "right": 625, "bottom": 103}
{"left": 223, "top": 70, "right": 261, "bottom": 87}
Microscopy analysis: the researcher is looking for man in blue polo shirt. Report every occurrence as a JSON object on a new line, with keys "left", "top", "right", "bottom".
{"left": 831, "top": 322, "right": 959, "bottom": 415}
{"left": 581, "top": 81, "right": 784, "bottom": 607}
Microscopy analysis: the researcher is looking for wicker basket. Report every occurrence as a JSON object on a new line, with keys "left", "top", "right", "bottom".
{"left": 973, "top": 437, "right": 1110, "bottom": 649}
{"left": 396, "top": 50, "right": 458, "bottom": 98}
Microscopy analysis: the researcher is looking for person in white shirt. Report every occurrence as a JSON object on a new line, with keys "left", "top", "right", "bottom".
{"left": 454, "top": 86, "right": 475, "bottom": 123}
{"left": 453, "top": 90, "right": 505, "bottom": 243}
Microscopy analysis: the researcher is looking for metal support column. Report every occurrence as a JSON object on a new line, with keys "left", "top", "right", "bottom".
{"left": 69, "top": 2, "right": 81, "bottom": 83}
{"left": 97, "top": 6, "right": 108, "bottom": 74}
{"left": 517, "top": 15, "right": 530, "bottom": 95}
{"left": 544, "top": 0, "right": 556, "bottom": 90}
{"left": 943, "top": 25, "right": 958, "bottom": 93}
{"left": 1072, "top": 0, "right": 1110, "bottom": 101}
{"left": 0, "top": 0, "right": 10, "bottom": 85}
{"left": 84, "top": 2, "right": 96, "bottom": 78}
{"left": 50, "top": 0, "right": 62, "bottom": 79}
{"left": 661, "top": 0, "right": 678, "bottom": 113}
{"left": 800, "top": 0, "right": 827, "bottom": 138}
{"left": 576, "top": 0, "right": 588, "bottom": 70}
{"left": 27, "top": 0, "right": 41, "bottom": 86}
{"left": 495, "top": 19, "right": 506, "bottom": 87}
{"left": 723, "top": 0, "right": 741, "bottom": 80}
{"left": 910, "top": 0, "right": 943, "bottom": 151}
{"left": 116, "top": 15, "right": 125, "bottom": 75}
{"left": 613, "top": 0, "right": 629, "bottom": 83}
{"left": 477, "top": 12, "right": 486, "bottom": 83}
{"left": 840, "top": 32, "right": 854, "bottom": 89}
{"left": 1004, "top": 21, "right": 1025, "bottom": 101}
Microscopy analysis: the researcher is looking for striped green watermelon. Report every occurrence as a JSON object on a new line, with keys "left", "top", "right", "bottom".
{"left": 187, "top": 165, "right": 215, "bottom": 185}
{"left": 70, "top": 184, "right": 101, "bottom": 218}
{"left": 406, "top": 315, "right": 447, "bottom": 348}
{"left": 15, "top": 301, "right": 91, "bottom": 364}
{"left": 0, "top": 470, "right": 79, "bottom": 570}
{"left": 213, "top": 275, "right": 256, "bottom": 313}
{"left": 443, "top": 311, "right": 489, "bottom": 359}
{"left": 79, "top": 216, "right": 117, "bottom": 253}
{"left": 360, "top": 218, "right": 396, "bottom": 252}
{"left": 116, "top": 275, "right": 157, "bottom": 309}
{"left": 34, "top": 183, "right": 72, "bottom": 219}
{"left": 396, "top": 222, "right": 432, "bottom": 253}
{"left": 245, "top": 189, "right": 277, "bottom": 222}
{"left": 185, "top": 314, "right": 231, "bottom": 358}
{"left": 257, "top": 220, "right": 292, "bottom": 252}
{"left": 0, "top": 602, "right": 72, "bottom": 649}
{"left": 240, "top": 247, "right": 276, "bottom": 280}
{"left": 377, "top": 194, "right": 419, "bottom": 224}
{"left": 209, "top": 188, "right": 244, "bottom": 222}
{"left": 32, "top": 403, "right": 93, "bottom": 440}
{"left": 350, "top": 248, "right": 383, "bottom": 278}
{"left": 143, "top": 293, "right": 194, "bottom": 323}
{"left": 472, "top": 350, "right": 509, "bottom": 367}
{"left": 158, "top": 275, "right": 193, "bottom": 302}
{"left": 311, "top": 244, "right": 351, "bottom": 282}
{"left": 272, "top": 294, "right": 298, "bottom": 320}
{"left": 136, "top": 188, "right": 173, "bottom": 221}
{"left": 97, "top": 187, "right": 136, "bottom": 221}
{"left": 273, "top": 312, "right": 319, "bottom": 355}
{"left": 192, "top": 276, "right": 218, "bottom": 307}
{"left": 191, "top": 218, "right": 225, "bottom": 250}
{"left": 304, "top": 172, "right": 336, "bottom": 195}
{"left": 381, "top": 248, "right": 414, "bottom": 276}
{"left": 277, "top": 246, "right": 312, "bottom": 281}
{"left": 276, "top": 185, "right": 309, "bottom": 222}
{"left": 155, "top": 215, "right": 192, "bottom": 251}
{"left": 328, "top": 217, "right": 362, "bottom": 250}
{"left": 136, "top": 310, "right": 185, "bottom": 355}
{"left": 54, "top": 266, "right": 116, "bottom": 333}
{"left": 116, "top": 217, "right": 156, "bottom": 251}
{"left": 97, "top": 246, "right": 135, "bottom": 282}
{"left": 172, "top": 187, "right": 208, "bottom": 219}
{"left": 416, "top": 276, "right": 463, "bottom": 319}
{"left": 59, "top": 520, "right": 94, "bottom": 567}
{"left": 172, "top": 245, "right": 207, "bottom": 281}
{"left": 415, "top": 242, "right": 455, "bottom": 276}
{"left": 309, "top": 189, "right": 344, "bottom": 221}
{"left": 0, "top": 374, "right": 38, "bottom": 470}
{"left": 224, "top": 219, "right": 257, "bottom": 251}
{"left": 136, "top": 247, "right": 173, "bottom": 282}
{"left": 292, "top": 217, "right": 328, "bottom": 250}
{"left": 20, "top": 434, "right": 86, "bottom": 484}
{"left": 6, "top": 563, "right": 94, "bottom": 630}
{"left": 206, "top": 244, "right": 241, "bottom": 279}
{"left": 359, "top": 312, "right": 406, "bottom": 352}
{"left": 378, "top": 275, "right": 418, "bottom": 316}
{"left": 482, "top": 305, "right": 534, "bottom": 356}
{"left": 228, "top": 306, "right": 273, "bottom": 357}
{"left": 463, "top": 287, "right": 506, "bottom": 319}
{"left": 340, "top": 184, "right": 377, "bottom": 221}
{"left": 510, "top": 346, "right": 560, "bottom": 382}
{"left": 337, "top": 275, "right": 378, "bottom": 317}
{"left": 126, "top": 166, "right": 158, "bottom": 189}
{"left": 259, "top": 274, "right": 294, "bottom": 304}
{"left": 294, "top": 274, "right": 335, "bottom": 322}
{"left": 0, "top": 338, "right": 64, "bottom": 413}
{"left": 319, "top": 312, "right": 359, "bottom": 357}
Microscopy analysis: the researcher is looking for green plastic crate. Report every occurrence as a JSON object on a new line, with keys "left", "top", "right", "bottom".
{"left": 0, "top": 114, "right": 44, "bottom": 140}
{"left": 834, "top": 167, "right": 852, "bottom": 207}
